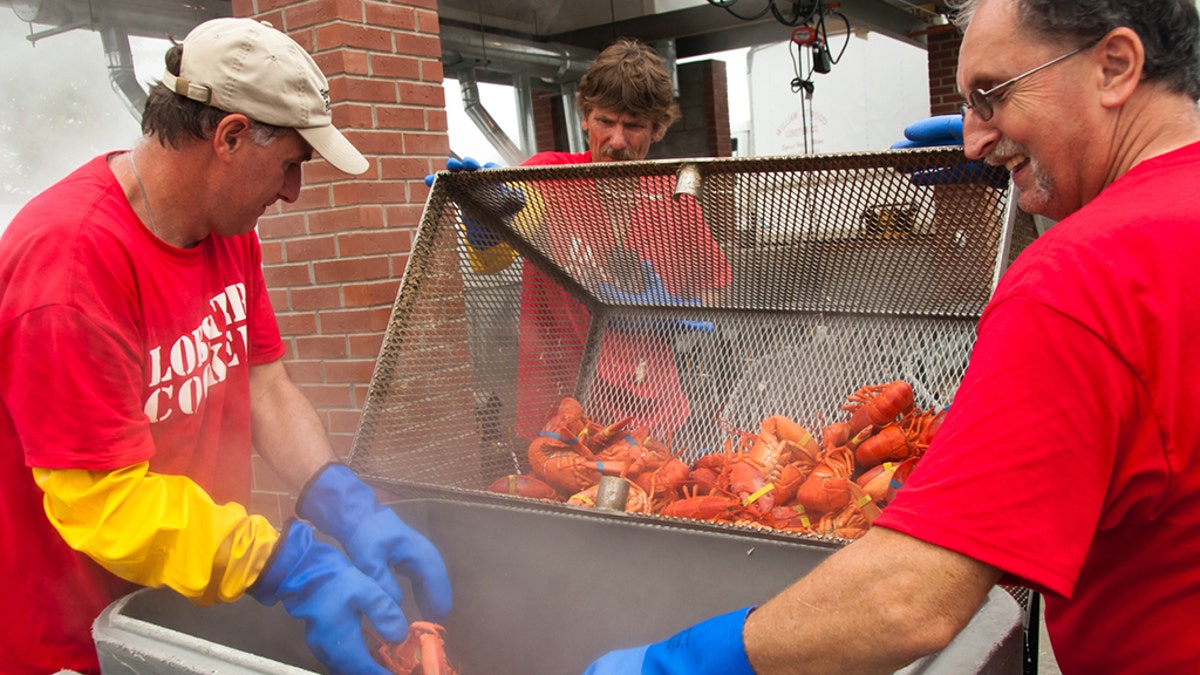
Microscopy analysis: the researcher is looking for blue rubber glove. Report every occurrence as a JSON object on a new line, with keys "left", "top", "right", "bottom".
{"left": 423, "top": 156, "right": 499, "bottom": 187}
{"left": 583, "top": 607, "right": 755, "bottom": 675}
{"left": 298, "top": 463, "right": 452, "bottom": 622}
{"left": 596, "top": 260, "right": 700, "bottom": 306}
{"left": 424, "top": 157, "right": 526, "bottom": 251}
{"left": 890, "top": 114, "right": 964, "bottom": 149}
{"left": 891, "top": 115, "right": 1008, "bottom": 187}
{"left": 595, "top": 260, "right": 713, "bottom": 333}
{"left": 249, "top": 520, "right": 405, "bottom": 675}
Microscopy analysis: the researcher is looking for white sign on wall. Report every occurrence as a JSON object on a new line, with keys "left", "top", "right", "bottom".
{"left": 747, "top": 31, "right": 931, "bottom": 156}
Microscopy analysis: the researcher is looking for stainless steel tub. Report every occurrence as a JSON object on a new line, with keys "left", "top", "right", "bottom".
{"left": 97, "top": 497, "right": 1023, "bottom": 674}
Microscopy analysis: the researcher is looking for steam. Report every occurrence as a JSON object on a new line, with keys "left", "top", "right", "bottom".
{"left": 0, "top": 12, "right": 167, "bottom": 233}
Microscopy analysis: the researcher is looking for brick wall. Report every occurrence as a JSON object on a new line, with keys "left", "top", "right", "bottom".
{"left": 651, "top": 59, "right": 733, "bottom": 159}
{"left": 231, "top": 0, "right": 448, "bottom": 525}
{"left": 927, "top": 25, "right": 963, "bottom": 116}
{"left": 532, "top": 90, "right": 568, "bottom": 153}
{"left": 701, "top": 60, "right": 733, "bottom": 158}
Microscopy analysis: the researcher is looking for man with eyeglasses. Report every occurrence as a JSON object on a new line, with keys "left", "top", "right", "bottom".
{"left": 584, "top": 0, "right": 1200, "bottom": 673}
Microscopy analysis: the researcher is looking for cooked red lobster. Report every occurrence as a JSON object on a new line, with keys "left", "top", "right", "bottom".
{"left": 370, "top": 622, "right": 456, "bottom": 675}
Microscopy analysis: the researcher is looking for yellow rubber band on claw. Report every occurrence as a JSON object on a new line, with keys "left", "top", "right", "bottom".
{"left": 742, "top": 483, "right": 775, "bottom": 506}
{"left": 794, "top": 504, "right": 810, "bottom": 528}
{"left": 856, "top": 494, "right": 873, "bottom": 508}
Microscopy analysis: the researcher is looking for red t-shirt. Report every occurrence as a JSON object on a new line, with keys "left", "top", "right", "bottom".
{"left": 875, "top": 141, "right": 1200, "bottom": 672}
{"left": 514, "top": 151, "right": 732, "bottom": 437}
{"left": 0, "top": 154, "right": 285, "bottom": 673}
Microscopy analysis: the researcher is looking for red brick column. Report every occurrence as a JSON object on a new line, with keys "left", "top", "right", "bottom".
{"left": 651, "top": 59, "right": 732, "bottom": 160}
{"left": 700, "top": 60, "right": 733, "bottom": 158}
{"left": 926, "top": 25, "right": 963, "bottom": 116}
{"left": 231, "top": 0, "right": 449, "bottom": 524}
{"left": 532, "top": 91, "right": 565, "bottom": 153}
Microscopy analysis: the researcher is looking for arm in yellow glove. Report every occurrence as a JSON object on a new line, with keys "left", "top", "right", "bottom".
{"left": 34, "top": 461, "right": 279, "bottom": 606}
{"left": 458, "top": 180, "right": 547, "bottom": 275}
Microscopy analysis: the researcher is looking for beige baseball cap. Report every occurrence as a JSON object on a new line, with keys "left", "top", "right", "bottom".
{"left": 162, "top": 17, "right": 368, "bottom": 175}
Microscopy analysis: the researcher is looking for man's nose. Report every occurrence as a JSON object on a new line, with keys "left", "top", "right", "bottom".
{"left": 279, "top": 166, "right": 303, "bottom": 203}
{"left": 608, "top": 129, "right": 628, "bottom": 149}
{"left": 961, "top": 112, "right": 999, "bottom": 161}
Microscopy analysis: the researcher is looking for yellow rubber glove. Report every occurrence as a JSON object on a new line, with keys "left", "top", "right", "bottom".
{"left": 459, "top": 180, "right": 546, "bottom": 275}
{"left": 34, "top": 462, "right": 279, "bottom": 605}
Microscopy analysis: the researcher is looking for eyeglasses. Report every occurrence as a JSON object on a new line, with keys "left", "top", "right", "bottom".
{"left": 961, "top": 39, "right": 1100, "bottom": 122}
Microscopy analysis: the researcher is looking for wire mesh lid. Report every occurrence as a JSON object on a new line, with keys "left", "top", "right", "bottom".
{"left": 349, "top": 148, "right": 1031, "bottom": 519}
{"left": 434, "top": 148, "right": 1020, "bottom": 317}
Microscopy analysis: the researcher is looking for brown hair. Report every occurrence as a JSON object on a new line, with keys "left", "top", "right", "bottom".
{"left": 577, "top": 38, "right": 682, "bottom": 134}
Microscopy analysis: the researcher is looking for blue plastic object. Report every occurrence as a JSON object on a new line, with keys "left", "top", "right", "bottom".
{"left": 297, "top": 463, "right": 452, "bottom": 622}
{"left": 595, "top": 261, "right": 714, "bottom": 333}
{"left": 424, "top": 156, "right": 500, "bottom": 187}
{"left": 583, "top": 606, "right": 756, "bottom": 675}
{"left": 892, "top": 115, "right": 1008, "bottom": 187}
{"left": 249, "top": 520, "right": 405, "bottom": 675}
{"left": 890, "top": 114, "right": 964, "bottom": 149}
{"left": 424, "top": 157, "right": 525, "bottom": 251}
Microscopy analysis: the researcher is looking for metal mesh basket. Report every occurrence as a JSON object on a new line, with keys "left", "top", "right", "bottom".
{"left": 346, "top": 148, "right": 1040, "bottom": 671}
{"left": 349, "top": 148, "right": 1031, "bottom": 501}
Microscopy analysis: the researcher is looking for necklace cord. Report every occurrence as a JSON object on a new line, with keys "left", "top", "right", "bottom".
{"left": 128, "top": 151, "right": 160, "bottom": 238}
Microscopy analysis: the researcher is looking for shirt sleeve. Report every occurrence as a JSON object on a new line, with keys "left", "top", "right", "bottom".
{"left": 2, "top": 304, "right": 155, "bottom": 470}
{"left": 874, "top": 296, "right": 1143, "bottom": 598}
{"left": 243, "top": 233, "right": 286, "bottom": 366}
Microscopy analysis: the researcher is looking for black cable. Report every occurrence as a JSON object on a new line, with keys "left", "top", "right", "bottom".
{"left": 789, "top": 44, "right": 814, "bottom": 95}
{"left": 772, "top": 0, "right": 820, "bottom": 27}
{"left": 818, "top": 11, "right": 853, "bottom": 65}
{"left": 789, "top": 39, "right": 816, "bottom": 153}
{"left": 707, "top": 0, "right": 822, "bottom": 27}
{"left": 714, "top": 0, "right": 774, "bottom": 22}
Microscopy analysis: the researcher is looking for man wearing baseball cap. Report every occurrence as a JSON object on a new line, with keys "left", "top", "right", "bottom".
{"left": 0, "top": 18, "right": 450, "bottom": 674}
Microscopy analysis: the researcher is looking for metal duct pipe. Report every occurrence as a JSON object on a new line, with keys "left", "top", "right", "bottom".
{"left": 6, "top": 0, "right": 229, "bottom": 42}
{"left": 560, "top": 81, "right": 585, "bottom": 154}
{"left": 459, "top": 71, "right": 525, "bottom": 167}
{"left": 440, "top": 23, "right": 596, "bottom": 84}
{"left": 512, "top": 75, "right": 537, "bottom": 159}
{"left": 99, "top": 24, "right": 147, "bottom": 123}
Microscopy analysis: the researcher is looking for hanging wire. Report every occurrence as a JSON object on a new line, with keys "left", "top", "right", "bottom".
{"left": 816, "top": 9, "right": 852, "bottom": 65}
{"left": 789, "top": 38, "right": 813, "bottom": 96}
{"left": 711, "top": 0, "right": 773, "bottom": 21}
{"left": 475, "top": 0, "right": 488, "bottom": 66}
{"left": 609, "top": 0, "right": 618, "bottom": 42}
{"left": 707, "top": 0, "right": 821, "bottom": 27}
{"left": 788, "top": 40, "right": 815, "bottom": 153}
{"left": 771, "top": 0, "right": 821, "bottom": 27}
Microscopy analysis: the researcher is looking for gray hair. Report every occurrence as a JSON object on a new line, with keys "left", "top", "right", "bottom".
{"left": 947, "top": 0, "right": 1200, "bottom": 100}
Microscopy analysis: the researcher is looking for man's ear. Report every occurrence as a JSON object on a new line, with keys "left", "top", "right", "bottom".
{"left": 1096, "top": 27, "right": 1144, "bottom": 109}
{"left": 211, "top": 114, "right": 253, "bottom": 161}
